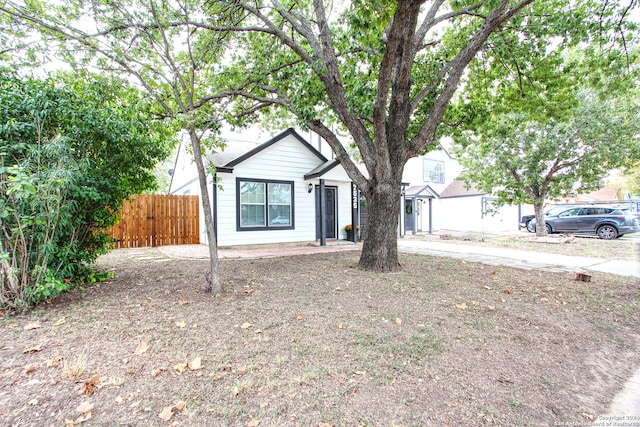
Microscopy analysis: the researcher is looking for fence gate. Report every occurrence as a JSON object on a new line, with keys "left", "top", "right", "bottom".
{"left": 109, "top": 194, "right": 199, "bottom": 248}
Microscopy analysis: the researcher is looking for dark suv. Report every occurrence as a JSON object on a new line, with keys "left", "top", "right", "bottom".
{"left": 528, "top": 205, "right": 640, "bottom": 239}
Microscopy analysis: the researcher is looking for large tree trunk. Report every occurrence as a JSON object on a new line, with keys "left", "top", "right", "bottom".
{"left": 358, "top": 176, "right": 401, "bottom": 272}
{"left": 188, "top": 128, "right": 222, "bottom": 293}
{"left": 534, "top": 200, "right": 547, "bottom": 237}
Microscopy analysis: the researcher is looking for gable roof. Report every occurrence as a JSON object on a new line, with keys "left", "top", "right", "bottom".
{"left": 405, "top": 184, "right": 439, "bottom": 198}
{"left": 440, "top": 179, "right": 484, "bottom": 198}
{"left": 217, "top": 128, "right": 327, "bottom": 170}
{"left": 304, "top": 159, "right": 341, "bottom": 179}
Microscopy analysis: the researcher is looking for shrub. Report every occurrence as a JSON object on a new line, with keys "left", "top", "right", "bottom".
{"left": 0, "top": 72, "right": 173, "bottom": 309}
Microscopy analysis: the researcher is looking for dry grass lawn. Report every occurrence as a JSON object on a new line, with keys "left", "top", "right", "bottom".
{"left": 0, "top": 241, "right": 638, "bottom": 426}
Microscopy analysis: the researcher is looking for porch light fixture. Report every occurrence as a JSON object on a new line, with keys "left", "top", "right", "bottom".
{"left": 307, "top": 183, "right": 313, "bottom": 193}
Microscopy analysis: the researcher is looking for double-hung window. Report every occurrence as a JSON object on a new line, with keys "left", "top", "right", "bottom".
{"left": 237, "top": 178, "right": 294, "bottom": 230}
{"left": 423, "top": 159, "right": 445, "bottom": 184}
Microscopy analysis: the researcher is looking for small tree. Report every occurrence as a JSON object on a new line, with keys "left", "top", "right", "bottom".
{"left": 0, "top": 0, "right": 246, "bottom": 292}
{"left": 453, "top": 90, "right": 640, "bottom": 236}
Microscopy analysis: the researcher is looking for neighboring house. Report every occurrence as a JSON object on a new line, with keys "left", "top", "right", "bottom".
{"left": 400, "top": 148, "right": 521, "bottom": 234}
{"left": 169, "top": 128, "right": 358, "bottom": 247}
{"left": 575, "top": 186, "right": 621, "bottom": 202}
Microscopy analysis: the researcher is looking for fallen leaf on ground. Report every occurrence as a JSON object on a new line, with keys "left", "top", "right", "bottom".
{"left": 82, "top": 376, "right": 101, "bottom": 395}
{"left": 503, "top": 289, "right": 513, "bottom": 294}
{"left": 296, "top": 314, "right": 304, "bottom": 321}
{"left": 455, "top": 303, "right": 467, "bottom": 309}
{"left": 151, "top": 368, "right": 166, "bottom": 377}
{"left": 175, "top": 321, "right": 186, "bottom": 328}
{"left": 115, "top": 396, "right": 124, "bottom": 404}
{"left": 173, "top": 363, "right": 187, "bottom": 373}
{"left": 23, "top": 322, "right": 41, "bottom": 330}
{"left": 483, "top": 286, "right": 492, "bottom": 290}
{"left": 53, "top": 318, "right": 66, "bottom": 326}
{"left": 22, "top": 345, "right": 42, "bottom": 354}
{"left": 47, "top": 355, "right": 64, "bottom": 367}
{"left": 76, "top": 401, "right": 94, "bottom": 415}
{"left": 158, "top": 401, "right": 186, "bottom": 418}
{"left": 187, "top": 357, "right": 202, "bottom": 371}
{"left": 353, "top": 370, "right": 366, "bottom": 376}
{"left": 395, "top": 318, "right": 402, "bottom": 324}
{"left": 240, "top": 322, "right": 252, "bottom": 329}
{"left": 158, "top": 405, "right": 174, "bottom": 421}
{"left": 247, "top": 420, "right": 261, "bottom": 427}
{"left": 23, "top": 364, "right": 37, "bottom": 374}
{"left": 487, "top": 306, "right": 496, "bottom": 311}
{"left": 64, "top": 413, "right": 91, "bottom": 426}
{"left": 134, "top": 340, "right": 150, "bottom": 356}
{"left": 82, "top": 382, "right": 96, "bottom": 395}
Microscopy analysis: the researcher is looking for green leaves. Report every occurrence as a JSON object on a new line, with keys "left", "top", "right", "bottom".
{"left": 0, "top": 71, "right": 173, "bottom": 309}
{"left": 453, "top": 85, "right": 640, "bottom": 209}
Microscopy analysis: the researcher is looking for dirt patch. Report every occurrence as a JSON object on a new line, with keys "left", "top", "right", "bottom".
{"left": 1, "top": 248, "right": 639, "bottom": 426}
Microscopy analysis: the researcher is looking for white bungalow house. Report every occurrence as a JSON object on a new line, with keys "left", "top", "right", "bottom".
{"left": 170, "top": 128, "right": 524, "bottom": 246}
{"left": 400, "top": 147, "right": 522, "bottom": 235}
{"left": 169, "top": 128, "right": 359, "bottom": 247}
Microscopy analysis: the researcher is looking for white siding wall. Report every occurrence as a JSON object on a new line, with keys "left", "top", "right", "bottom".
{"left": 432, "top": 197, "right": 521, "bottom": 233}
{"left": 214, "top": 135, "right": 320, "bottom": 246}
{"left": 402, "top": 150, "right": 463, "bottom": 194}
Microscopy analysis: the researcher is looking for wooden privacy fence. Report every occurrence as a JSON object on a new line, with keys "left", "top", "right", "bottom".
{"left": 109, "top": 194, "right": 199, "bottom": 248}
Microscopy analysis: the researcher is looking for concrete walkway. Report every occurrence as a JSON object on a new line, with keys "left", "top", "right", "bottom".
{"left": 397, "top": 239, "right": 640, "bottom": 278}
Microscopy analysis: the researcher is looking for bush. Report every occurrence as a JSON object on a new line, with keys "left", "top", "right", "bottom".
{"left": 0, "top": 72, "right": 173, "bottom": 309}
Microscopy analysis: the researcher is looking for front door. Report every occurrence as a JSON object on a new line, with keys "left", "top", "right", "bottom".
{"left": 316, "top": 186, "right": 337, "bottom": 239}
{"left": 404, "top": 199, "right": 414, "bottom": 233}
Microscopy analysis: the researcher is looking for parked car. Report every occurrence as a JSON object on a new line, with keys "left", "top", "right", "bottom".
{"left": 520, "top": 206, "right": 567, "bottom": 232}
{"left": 527, "top": 205, "right": 640, "bottom": 239}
